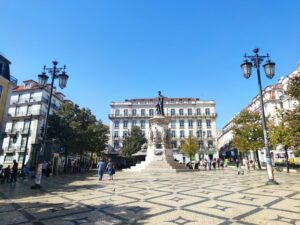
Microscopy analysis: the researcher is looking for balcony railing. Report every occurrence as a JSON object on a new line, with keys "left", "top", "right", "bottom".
{"left": 109, "top": 113, "right": 217, "bottom": 118}
{"left": 11, "top": 97, "right": 42, "bottom": 105}
{"left": 8, "top": 110, "right": 44, "bottom": 118}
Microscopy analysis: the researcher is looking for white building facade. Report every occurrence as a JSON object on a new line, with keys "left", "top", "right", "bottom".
{"left": 0, "top": 80, "right": 66, "bottom": 167}
{"left": 218, "top": 63, "right": 300, "bottom": 161}
{"left": 109, "top": 97, "right": 218, "bottom": 163}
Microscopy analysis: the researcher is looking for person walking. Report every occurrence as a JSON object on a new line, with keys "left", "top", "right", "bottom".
{"left": 0, "top": 165, "right": 4, "bottom": 184}
{"left": 106, "top": 159, "right": 115, "bottom": 181}
{"left": 97, "top": 159, "right": 106, "bottom": 181}
{"left": 212, "top": 158, "right": 217, "bottom": 170}
{"left": 4, "top": 165, "right": 11, "bottom": 183}
{"left": 10, "top": 160, "right": 18, "bottom": 183}
{"left": 220, "top": 158, "right": 224, "bottom": 170}
{"left": 46, "top": 161, "right": 52, "bottom": 178}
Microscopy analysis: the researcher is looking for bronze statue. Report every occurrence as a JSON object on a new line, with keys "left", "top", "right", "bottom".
{"left": 156, "top": 91, "right": 165, "bottom": 116}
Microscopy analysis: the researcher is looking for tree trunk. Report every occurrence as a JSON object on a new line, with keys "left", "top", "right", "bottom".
{"left": 284, "top": 146, "right": 290, "bottom": 173}
{"left": 255, "top": 149, "right": 262, "bottom": 170}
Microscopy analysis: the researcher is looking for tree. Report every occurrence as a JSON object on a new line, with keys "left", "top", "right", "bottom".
{"left": 87, "top": 121, "right": 109, "bottom": 158}
{"left": 47, "top": 102, "right": 109, "bottom": 172}
{"left": 268, "top": 108, "right": 292, "bottom": 173}
{"left": 232, "top": 110, "right": 264, "bottom": 169}
{"left": 180, "top": 135, "right": 198, "bottom": 161}
{"left": 287, "top": 75, "right": 300, "bottom": 101}
{"left": 285, "top": 75, "right": 300, "bottom": 156}
{"left": 121, "top": 126, "right": 147, "bottom": 160}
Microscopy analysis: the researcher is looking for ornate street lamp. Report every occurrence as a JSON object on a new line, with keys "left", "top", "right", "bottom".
{"left": 241, "top": 48, "right": 278, "bottom": 185}
{"left": 32, "top": 61, "right": 69, "bottom": 189}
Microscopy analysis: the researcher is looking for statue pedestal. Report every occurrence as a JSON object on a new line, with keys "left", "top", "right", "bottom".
{"left": 124, "top": 116, "right": 189, "bottom": 173}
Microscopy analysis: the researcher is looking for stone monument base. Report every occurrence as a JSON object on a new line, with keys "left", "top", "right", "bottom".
{"left": 123, "top": 116, "right": 189, "bottom": 173}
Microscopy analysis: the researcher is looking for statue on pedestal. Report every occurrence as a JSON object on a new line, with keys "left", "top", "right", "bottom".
{"left": 156, "top": 91, "right": 165, "bottom": 116}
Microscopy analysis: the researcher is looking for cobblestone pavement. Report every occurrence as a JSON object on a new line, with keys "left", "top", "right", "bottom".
{"left": 0, "top": 169, "right": 300, "bottom": 225}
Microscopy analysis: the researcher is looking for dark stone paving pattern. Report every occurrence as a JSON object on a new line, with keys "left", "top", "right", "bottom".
{"left": 0, "top": 169, "right": 300, "bottom": 224}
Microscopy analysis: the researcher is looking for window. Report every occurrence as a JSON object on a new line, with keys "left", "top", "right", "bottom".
{"left": 179, "top": 120, "right": 184, "bottom": 128}
{"left": 123, "top": 120, "right": 128, "bottom": 128}
{"left": 171, "top": 130, "right": 176, "bottom": 138}
{"left": 11, "top": 121, "right": 18, "bottom": 132}
{"left": 188, "top": 120, "right": 193, "bottom": 128}
{"left": 197, "top": 120, "right": 202, "bottom": 128}
{"left": 114, "top": 121, "right": 119, "bottom": 129}
{"left": 180, "top": 130, "right": 185, "bottom": 138}
{"left": 23, "top": 119, "right": 30, "bottom": 132}
{"left": 205, "top": 108, "right": 210, "bottom": 115}
{"left": 141, "top": 109, "right": 145, "bottom": 116}
{"left": 188, "top": 108, "right": 192, "bottom": 115}
{"left": 18, "top": 94, "right": 23, "bottom": 102}
{"left": 179, "top": 109, "right": 184, "bottom": 116}
{"left": 171, "top": 141, "right": 177, "bottom": 148}
{"left": 206, "top": 120, "right": 211, "bottom": 129}
{"left": 141, "top": 120, "right": 146, "bottom": 129}
{"left": 124, "top": 109, "right": 128, "bottom": 116}
{"left": 171, "top": 120, "right": 176, "bottom": 129}
{"left": 132, "top": 120, "right": 137, "bottom": 127}
{"left": 197, "top": 130, "right": 202, "bottom": 138}
{"left": 114, "top": 131, "right": 119, "bottom": 137}
{"left": 15, "top": 106, "right": 21, "bottom": 116}
{"left": 123, "top": 131, "right": 128, "bottom": 137}
{"left": 199, "top": 141, "right": 204, "bottom": 148}
{"left": 202, "top": 131, "right": 206, "bottom": 137}
{"left": 171, "top": 109, "right": 175, "bottom": 116}
{"left": 207, "top": 130, "right": 212, "bottom": 137}
{"left": 27, "top": 105, "right": 32, "bottom": 115}
{"left": 18, "top": 153, "right": 24, "bottom": 162}
{"left": 196, "top": 108, "right": 201, "bottom": 115}
{"left": 149, "top": 109, "right": 154, "bottom": 116}
{"left": 21, "top": 137, "right": 27, "bottom": 149}
{"left": 132, "top": 109, "right": 136, "bottom": 116}
{"left": 208, "top": 141, "right": 214, "bottom": 148}
{"left": 114, "top": 141, "right": 119, "bottom": 149}
{"left": 115, "top": 109, "right": 120, "bottom": 116}
{"left": 4, "top": 154, "right": 14, "bottom": 162}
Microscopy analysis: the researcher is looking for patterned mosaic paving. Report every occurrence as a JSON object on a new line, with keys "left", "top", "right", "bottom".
{"left": 0, "top": 169, "right": 299, "bottom": 225}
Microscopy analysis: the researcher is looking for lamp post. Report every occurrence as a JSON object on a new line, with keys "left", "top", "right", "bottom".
{"left": 38, "top": 61, "right": 69, "bottom": 158}
{"left": 240, "top": 48, "right": 278, "bottom": 185}
{"left": 31, "top": 61, "right": 68, "bottom": 189}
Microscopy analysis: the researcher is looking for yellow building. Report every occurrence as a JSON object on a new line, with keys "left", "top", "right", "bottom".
{"left": 0, "top": 55, "right": 17, "bottom": 154}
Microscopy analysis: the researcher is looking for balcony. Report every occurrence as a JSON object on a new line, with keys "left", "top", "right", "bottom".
{"left": 4, "top": 146, "right": 17, "bottom": 153}
{"left": 8, "top": 110, "right": 42, "bottom": 118}
{"left": 167, "top": 113, "right": 217, "bottom": 118}
{"left": 11, "top": 97, "right": 42, "bottom": 105}
{"left": 6, "top": 129, "right": 19, "bottom": 134}
{"left": 109, "top": 114, "right": 153, "bottom": 119}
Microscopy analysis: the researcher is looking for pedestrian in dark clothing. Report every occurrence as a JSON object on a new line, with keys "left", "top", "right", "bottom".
{"left": 46, "top": 161, "right": 52, "bottom": 178}
{"left": 0, "top": 165, "right": 4, "bottom": 184}
{"left": 10, "top": 160, "right": 18, "bottom": 182}
{"left": 4, "top": 165, "right": 11, "bottom": 183}
{"left": 212, "top": 158, "right": 217, "bottom": 169}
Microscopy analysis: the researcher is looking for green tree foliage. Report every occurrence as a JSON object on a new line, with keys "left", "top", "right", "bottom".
{"left": 180, "top": 135, "right": 198, "bottom": 160}
{"left": 232, "top": 110, "right": 264, "bottom": 153}
{"left": 285, "top": 75, "right": 300, "bottom": 156}
{"left": 47, "top": 102, "right": 109, "bottom": 171}
{"left": 284, "top": 107, "right": 300, "bottom": 156}
{"left": 287, "top": 75, "right": 300, "bottom": 101}
{"left": 121, "top": 126, "right": 147, "bottom": 159}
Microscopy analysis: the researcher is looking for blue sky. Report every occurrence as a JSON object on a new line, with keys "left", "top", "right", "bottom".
{"left": 1, "top": 0, "right": 300, "bottom": 129}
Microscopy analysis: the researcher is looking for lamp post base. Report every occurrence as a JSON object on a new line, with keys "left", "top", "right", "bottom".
{"left": 266, "top": 180, "right": 279, "bottom": 185}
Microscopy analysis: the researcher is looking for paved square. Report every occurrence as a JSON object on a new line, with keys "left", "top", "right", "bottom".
{"left": 0, "top": 169, "right": 300, "bottom": 225}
